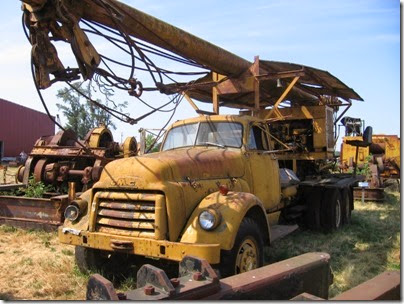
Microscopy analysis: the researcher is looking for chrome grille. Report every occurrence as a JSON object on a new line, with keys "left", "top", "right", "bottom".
{"left": 94, "top": 192, "right": 165, "bottom": 238}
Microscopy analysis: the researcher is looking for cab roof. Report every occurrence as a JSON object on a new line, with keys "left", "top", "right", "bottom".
{"left": 170, "top": 114, "right": 261, "bottom": 129}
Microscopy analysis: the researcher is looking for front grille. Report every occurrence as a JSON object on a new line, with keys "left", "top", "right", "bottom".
{"left": 93, "top": 191, "right": 166, "bottom": 239}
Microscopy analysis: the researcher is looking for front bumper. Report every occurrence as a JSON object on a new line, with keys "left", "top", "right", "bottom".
{"left": 58, "top": 227, "right": 221, "bottom": 264}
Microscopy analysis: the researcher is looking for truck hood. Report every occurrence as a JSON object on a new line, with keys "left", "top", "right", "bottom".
{"left": 98, "top": 147, "right": 245, "bottom": 187}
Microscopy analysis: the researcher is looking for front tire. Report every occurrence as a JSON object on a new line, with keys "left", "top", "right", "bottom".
{"left": 218, "top": 217, "right": 264, "bottom": 278}
{"left": 75, "top": 246, "right": 106, "bottom": 273}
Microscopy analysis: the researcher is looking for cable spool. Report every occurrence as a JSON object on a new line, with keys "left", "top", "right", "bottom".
{"left": 122, "top": 136, "right": 138, "bottom": 157}
{"left": 85, "top": 127, "right": 114, "bottom": 148}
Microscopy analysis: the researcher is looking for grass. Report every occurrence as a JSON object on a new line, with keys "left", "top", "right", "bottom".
{"left": 0, "top": 190, "right": 400, "bottom": 300}
{"left": 0, "top": 227, "right": 88, "bottom": 300}
{"left": 266, "top": 189, "right": 401, "bottom": 298}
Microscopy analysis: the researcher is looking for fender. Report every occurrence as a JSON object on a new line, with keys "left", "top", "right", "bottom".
{"left": 180, "top": 191, "right": 270, "bottom": 251}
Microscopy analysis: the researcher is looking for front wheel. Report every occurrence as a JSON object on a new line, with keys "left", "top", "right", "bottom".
{"left": 75, "top": 246, "right": 135, "bottom": 280}
{"left": 217, "top": 217, "right": 264, "bottom": 278}
{"left": 75, "top": 246, "right": 106, "bottom": 273}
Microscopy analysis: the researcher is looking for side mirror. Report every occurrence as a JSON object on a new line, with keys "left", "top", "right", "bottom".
{"left": 346, "top": 126, "right": 373, "bottom": 148}
{"left": 362, "top": 126, "right": 373, "bottom": 145}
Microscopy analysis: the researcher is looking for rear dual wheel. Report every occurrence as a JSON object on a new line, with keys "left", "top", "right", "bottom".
{"left": 321, "top": 187, "right": 354, "bottom": 232}
{"left": 340, "top": 187, "right": 352, "bottom": 225}
{"left": 302, "top": 188, "right": 322, "bottom": 230}
{"left": 321, "top": 188, "right": 342, "bottom": 232}
{"left": 302, "top": 186, "right": 353, "bottom": 232}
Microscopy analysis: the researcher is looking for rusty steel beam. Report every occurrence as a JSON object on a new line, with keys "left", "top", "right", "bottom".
{"left": 290, "top": 292, "right": 325, "bottom": 300}
{"left": 81, "top": 0, "right": 252, "bottom": 76}
{"left": 353, "top": 187, "right": 385, "bottom": 202}
{"left": 292, "top": 271, "right": 401, "bottom": 301}
{"left": 0, "top": 195, "right": 69, "bottom": 231}
{"left": 205, "top": 252, "right": 332, "bottom": 300}
{"left": 86, "top": 252, "right": 332, "bottom": 300}
{"left": 21, "top": 0, "right": 252, "bottom": 77}
{"left": 331, "top": 271, "right": 400, "bottom": 301}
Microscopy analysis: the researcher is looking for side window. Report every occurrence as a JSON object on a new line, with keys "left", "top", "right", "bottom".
{"left": 248, "top": 125, "right": 269, "bottom": 151}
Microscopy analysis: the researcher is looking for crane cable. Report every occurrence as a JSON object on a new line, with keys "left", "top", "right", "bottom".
{"left": 23, "top": 3, "right": 198, "bottom": 155}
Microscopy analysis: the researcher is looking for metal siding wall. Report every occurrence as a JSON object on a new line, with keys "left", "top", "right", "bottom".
{"left": 0, "top": 99, "right": 55, "bottom": 157}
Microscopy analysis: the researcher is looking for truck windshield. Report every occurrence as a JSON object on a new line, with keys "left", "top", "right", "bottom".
{"left": 162, "top": 122, "right": 243, "bottom": 151}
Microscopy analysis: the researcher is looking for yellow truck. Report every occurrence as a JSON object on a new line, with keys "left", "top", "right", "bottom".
{"left": 60, "top": 113, "right": 358, "bottom": 277}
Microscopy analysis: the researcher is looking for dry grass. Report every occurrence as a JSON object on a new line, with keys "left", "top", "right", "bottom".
{"left": 0, "top": 227, "right": 87, "bottom": 300}
{"left": 266, "top": 189, "right": 401, "bottom": 298}
{"left": 0, "top": 189, "right": 400, "bottom": 300}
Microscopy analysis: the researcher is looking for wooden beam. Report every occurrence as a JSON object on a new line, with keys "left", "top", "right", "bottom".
{"left": 265, "top": 76, "right": 300, "bottom": 119}
{"left": 212, "top": 72, "right": 220, "bottom": 114}
{"left": 256, "top": 69, "right": 306, "bottom": 81}
{"left": 251, "top": 56, "right": 261, "bottom": 112}
{"left": 20, "top": 0, "right": 46, "bottom": 6}
{"left": 216, "top": 77, "right": 255, "bottom": 95}
{"left": 182, "top": 92, "right": 203, "bottom": 116}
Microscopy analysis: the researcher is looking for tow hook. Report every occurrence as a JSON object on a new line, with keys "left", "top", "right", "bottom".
{"left": 110, "top": 240, "right": 134, "bottom": 251}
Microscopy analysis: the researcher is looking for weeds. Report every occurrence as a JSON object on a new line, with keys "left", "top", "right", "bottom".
{"left": 23, "top": 176, "right": 53, "bottom": 198}
{"left": 0, "top": 225, "right": 17, "bottom": 233}
{"left": 62, "top": 249, "right": 74, "bottom": 256}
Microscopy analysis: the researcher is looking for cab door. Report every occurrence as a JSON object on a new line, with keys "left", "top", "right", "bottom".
{"left": 246, "top": 123, "right": 281, "bottom": 212}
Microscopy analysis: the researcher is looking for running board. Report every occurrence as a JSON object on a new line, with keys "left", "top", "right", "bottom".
{"left": 270, "top": 224, "right": 299, "bottom": 242}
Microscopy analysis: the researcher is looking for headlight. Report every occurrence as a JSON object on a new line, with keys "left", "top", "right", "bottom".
{"left": 198, "top": 209, "right": 221, "bottom": 231}
{"left": 64, "top": 199, "right": 88, "bottom": 222}
{"left": 64, "top": 205, "right": 80, "bottom": 221}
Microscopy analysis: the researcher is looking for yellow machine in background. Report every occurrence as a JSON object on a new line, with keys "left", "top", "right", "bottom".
{"left": 341, "top": 135, "right": 400, "bottom": 177}
{"left": 340, "top": 117, "right": 400, "bottom": 200}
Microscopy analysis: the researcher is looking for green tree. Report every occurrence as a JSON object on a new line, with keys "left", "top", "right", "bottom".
{"left": 56, "top": 82, "right": 128, "bottom": 139}
{"left": 145, "top": 134, "right": 161, "bottom": 153}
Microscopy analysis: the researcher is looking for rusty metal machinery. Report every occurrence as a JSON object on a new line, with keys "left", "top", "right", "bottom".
{"left": 0, "top": 126, "right": 137, "bottom": 230}
{"left": 17, "top": 126, "right": 138, "bottom": 193}
{"left": 85, "top": 253, "right": 400, "bottom": 301}
{"left": 340, "top": 117, "right": 400, "bottom": 200}
{"left": 86, "top": 253, "right": 333, "bottom": 300}
{"left": 341, "top": 134, "right": 400, "bottom": 181}
{"left": 20, "top": 0, "right": 362, "bottom": 109}
{"left": 293, "top": 271, "right": 400, "bottom": 301}
{"left": 341, "top": 117, "right": 400, "bottom": 179}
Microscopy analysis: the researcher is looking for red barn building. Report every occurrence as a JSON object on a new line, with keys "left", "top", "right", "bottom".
{"left": 0, "top": 98, "right": 55, "bottom": 159}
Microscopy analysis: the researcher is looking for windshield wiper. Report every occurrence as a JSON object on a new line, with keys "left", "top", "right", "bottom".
{"left": 200, "top": 142, "right": 226, "bottom": 148}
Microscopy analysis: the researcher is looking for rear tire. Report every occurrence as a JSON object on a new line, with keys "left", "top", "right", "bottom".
{"left": 217, "top": 217, "right": 264, "bottom": 278}
{"left": 302, "top": 188, "right": 323, "bottom": 230}
{"left": 341, "top": 187, "right": 352, "bottom": 225}
{"left": 320, "top": 188, "right": 342, "bottom": 232}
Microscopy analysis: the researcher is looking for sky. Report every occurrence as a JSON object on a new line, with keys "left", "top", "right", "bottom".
{"left": 0, "top": 0, "right": 401, "bottom": 148}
